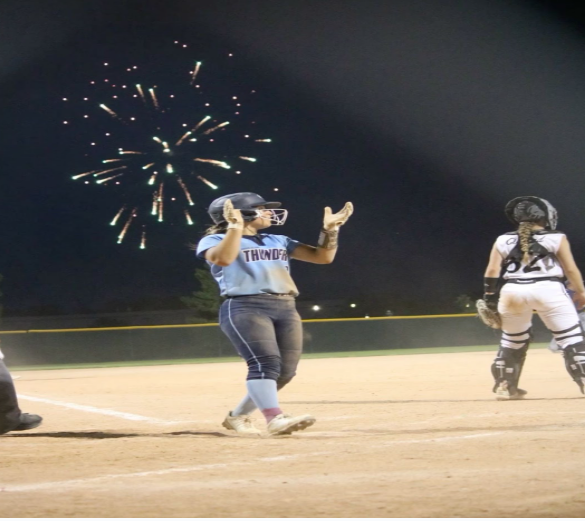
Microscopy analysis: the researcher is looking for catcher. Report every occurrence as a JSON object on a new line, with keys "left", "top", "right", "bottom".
{"left": 480, "top": 196, "right": 585, "bottom": 400}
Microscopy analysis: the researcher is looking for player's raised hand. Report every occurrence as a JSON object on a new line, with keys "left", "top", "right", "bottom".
{"left": 223, "top": 199, "right": 244, "bottom": 230}
{"left": 323, "top": 202, "right": 354, "bottom": 231}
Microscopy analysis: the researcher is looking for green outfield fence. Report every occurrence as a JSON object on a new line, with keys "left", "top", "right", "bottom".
{"left": 0, "top": 314, "right": 553, "bottom": 367}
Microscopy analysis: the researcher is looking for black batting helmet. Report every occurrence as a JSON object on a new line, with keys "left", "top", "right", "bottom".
{"left": 208, "top": 192, "right": 283, "bottom": 224}
{"left": 504, "top": 196, "right": 558, "bottom": 230}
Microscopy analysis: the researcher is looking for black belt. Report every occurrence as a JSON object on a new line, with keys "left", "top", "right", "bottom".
{"left": 504, "top": 276, "right": 565, "bottom": 285}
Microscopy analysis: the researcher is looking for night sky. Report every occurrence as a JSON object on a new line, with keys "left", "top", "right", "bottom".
{"left": 2, "top": 0, "right": 585, "bottom": 317}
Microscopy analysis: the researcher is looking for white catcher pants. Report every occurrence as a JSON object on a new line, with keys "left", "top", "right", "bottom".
{"left": 498, "top": 280, "right": 583, "bottom": 350}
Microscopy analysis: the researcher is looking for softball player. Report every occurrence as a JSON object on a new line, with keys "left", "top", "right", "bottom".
{"left": 483, "top": 196, "right": 585, "bottom": 400}
{"left": 196, "top": 192, "right": 353, "bottom": 435}
{"left": 0, "top": 345, "right": 43, "bottom": 434}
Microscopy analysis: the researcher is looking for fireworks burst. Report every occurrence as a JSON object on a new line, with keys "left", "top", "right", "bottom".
{"left": 64, "top": 42, "right": 272, "bottom": 247}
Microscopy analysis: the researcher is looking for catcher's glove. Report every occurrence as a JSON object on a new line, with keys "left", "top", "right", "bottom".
{"left": 476, "top": 298, "right": 502, "bottom": 329}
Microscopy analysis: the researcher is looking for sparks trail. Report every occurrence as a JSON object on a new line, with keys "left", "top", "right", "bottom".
{"left": 65, "top": 45, "right": 272, "bottom": 247}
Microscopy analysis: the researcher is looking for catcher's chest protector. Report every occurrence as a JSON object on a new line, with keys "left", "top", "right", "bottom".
{"left": 497, "top": 232, "right": 565, "bottom": 280}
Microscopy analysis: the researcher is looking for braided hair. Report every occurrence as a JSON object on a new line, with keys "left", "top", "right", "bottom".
{"left": 517, "top": 221, "right": 534, "bottom": 263}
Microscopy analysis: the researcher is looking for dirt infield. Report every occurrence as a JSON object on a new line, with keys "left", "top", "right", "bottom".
{"left": 2, "top": 347, "right": 585, "bottom": 518}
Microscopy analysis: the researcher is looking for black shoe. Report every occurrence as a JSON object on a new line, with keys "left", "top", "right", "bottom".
{"left": 12, "top": 413, "right": 43, "bottom": 432}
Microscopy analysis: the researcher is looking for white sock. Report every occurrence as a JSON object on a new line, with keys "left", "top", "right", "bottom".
{"left": 231, "top": 394, "right": 257, "bottom": 416}
{"left": 246, "top": 379, "right": 279, "bottom": 411}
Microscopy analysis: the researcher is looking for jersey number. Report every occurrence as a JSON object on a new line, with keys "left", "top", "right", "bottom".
{"left": 505, "top": 253, "right": 549, "bottom": 274}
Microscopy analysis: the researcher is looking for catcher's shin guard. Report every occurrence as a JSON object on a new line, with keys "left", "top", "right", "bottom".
{"left": 491, "top": 344, "right": 529, "bottom": 395}
{"left": 562, "top": 342, "right": 585, "bottom": 394}
{"left": 514, "top": 343, "right": 528, "bottom": 388}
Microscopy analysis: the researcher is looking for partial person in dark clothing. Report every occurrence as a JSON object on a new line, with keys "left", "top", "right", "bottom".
{"left": 0, "top": 345, "right": 42, "bottom": 435}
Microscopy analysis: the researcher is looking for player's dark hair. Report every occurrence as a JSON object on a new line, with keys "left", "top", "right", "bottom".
{"left": 203, "top": 222, "right": 228, "bottom": 236}
{"left": 186, "top": 223, "right": 229, "bottom": 251}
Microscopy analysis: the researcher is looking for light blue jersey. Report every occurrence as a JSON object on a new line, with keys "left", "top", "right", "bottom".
{"left": 196, "top": 234, "right": 301, "bottom": 297}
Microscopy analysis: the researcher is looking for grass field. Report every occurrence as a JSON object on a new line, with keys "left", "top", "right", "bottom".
{"left": 8, "top": 342, "right": 509, "bottom": 371}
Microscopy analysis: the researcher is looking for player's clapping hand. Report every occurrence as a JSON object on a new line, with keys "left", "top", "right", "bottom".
{"left": 323, "top": 202, "right": 354, "bottom": 231}
{"left": 223, "top": 199, "right": 244, "bottom": 230}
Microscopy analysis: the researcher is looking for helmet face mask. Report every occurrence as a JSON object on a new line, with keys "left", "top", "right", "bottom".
{"left": 241, "top": 208, "right": 289, "bottom": 226}
{"left": 208, "top": 192, "right": 288, "bottom": 226}
{"left": 504, "top": 196, "right": 558, "bottom": 230}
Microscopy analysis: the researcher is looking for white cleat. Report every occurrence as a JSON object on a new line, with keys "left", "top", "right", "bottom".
{"left": 222, "top": 412, "right": 261, "bottom": 435}
{"left": 495, "top": 381, "right": 511, "bottom": 401}
{"left": 509, "top": 388, "right": 527, "bottom": 400}
{"left": 267, "top": 413, "right": 316, "bottom": 436}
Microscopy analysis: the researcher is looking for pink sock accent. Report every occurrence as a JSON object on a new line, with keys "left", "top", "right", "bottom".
{"left": 261, "top": 407, "right": 282, "bottom": 423}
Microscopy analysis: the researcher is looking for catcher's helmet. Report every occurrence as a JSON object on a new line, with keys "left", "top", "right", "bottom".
{"left": 208, "top": 192, "right": 287, "bottom": 226}
{"left": 504, "top": 196, "right": 558, "bottom": 230}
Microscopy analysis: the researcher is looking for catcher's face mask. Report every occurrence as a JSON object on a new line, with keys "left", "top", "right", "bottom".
{"left": 504, "top": 196, "right": 558, "bottom": 230}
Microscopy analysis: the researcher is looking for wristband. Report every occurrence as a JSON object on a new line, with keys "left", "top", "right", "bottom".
{"left": 484, "top": 277, "right": 499, "bottom": 294}
{"left": 317, "top": 228, "right": 339, "bottom": 250}
{"left": 227, "top": 222, "right": 244, "bottom": 231}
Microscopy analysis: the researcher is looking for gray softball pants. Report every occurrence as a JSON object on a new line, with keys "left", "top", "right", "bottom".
{"left": 219, "top": 294, "right": 303, "bottom": 384}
